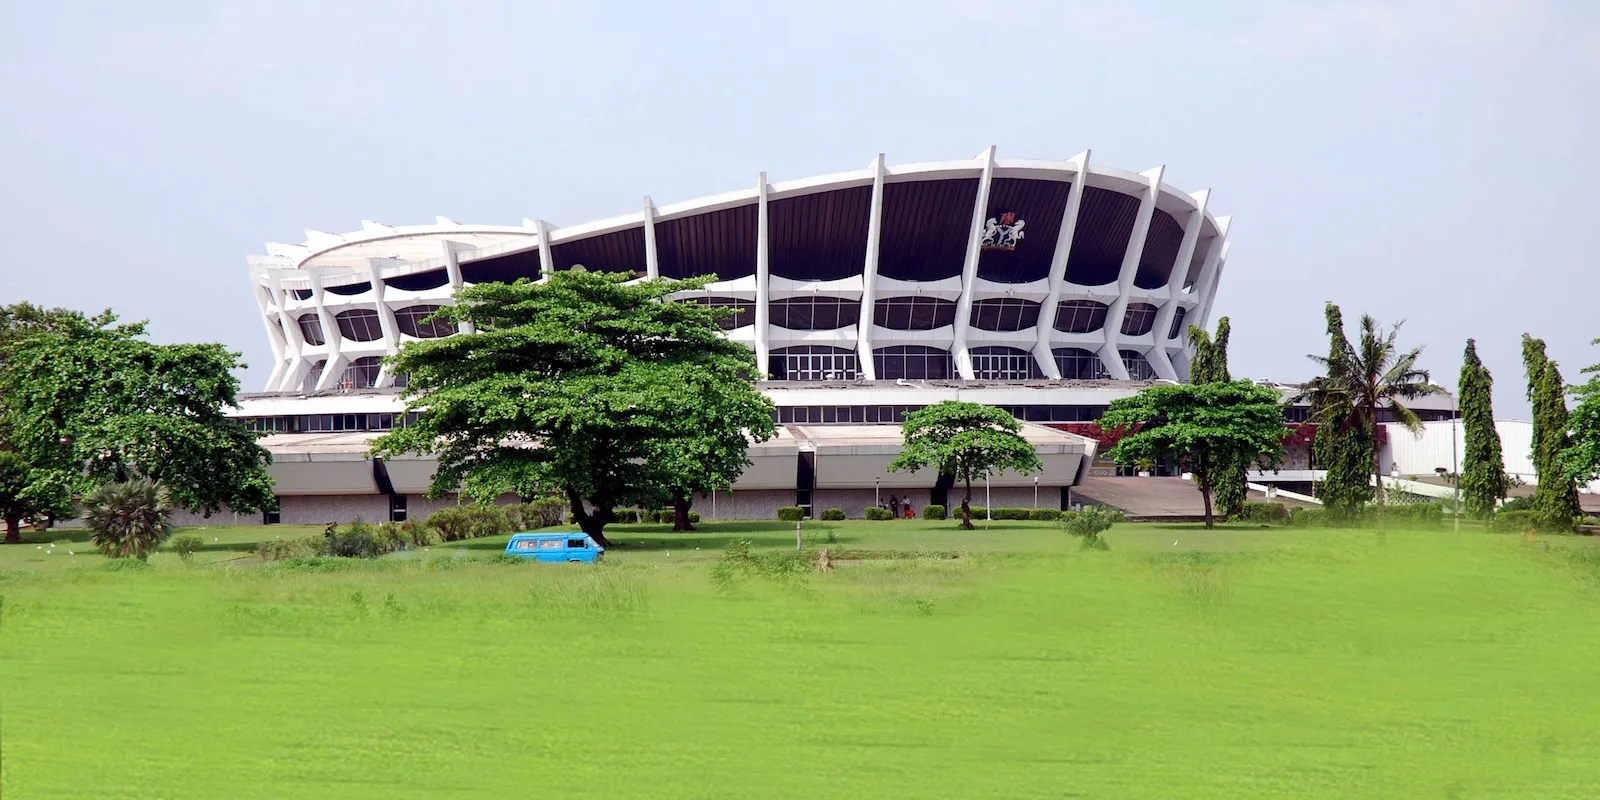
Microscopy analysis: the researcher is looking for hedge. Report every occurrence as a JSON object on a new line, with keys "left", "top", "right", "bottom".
{"left": 1029, "top": 508, "right": 1062, "bottom": 521}
{"left": 921, "top": 505, "right": 947, "bottom": 520}
{"left": 1289, "top": 502, "right": 1447, "bottom": 529}
{"left": 1237, "top": 502, "right": 1290, "bottom": 525}
{"left": 820, "top": 508, "right": 846, "bottom": 521}
{"left": 863, "top": 506, "right": 894, "bottom": 521}
{"left": 776, "top": 506, "right": 805, "bottom": 522}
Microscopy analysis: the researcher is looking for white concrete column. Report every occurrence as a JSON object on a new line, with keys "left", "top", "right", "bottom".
{"left": 364, "top": 259, "right": 401, "bottom": 387}
{"left": 1031, "top": 151, "right": 1091, "bottom": 380}
{"left": 952, "top": 146, "right": 998, "bottom": 380}
{"left": 642, "top": 196, "right": 660, "bottom": 280}
{"left": 442, "top": 241, "right": 474, "bottom": 335}
{"left": 269, "top": 273, "right": 306, "bottom": 392}
{"left": 1146, "top": 188, "right": 1210, "bottom": 381}
{"left": 1097, "top": 165, "right": 1164, "bottom": 380}
{"left": 255, "top": 272, "right": 291, "bottom": 391}
{"left": 755, "top": 172, "right": 771, "bottom": 377}
{"left": 856, "top": 154, "right": 887, "bottom": 380}
{"left": 534, "top": 219, "right": 555, "bottom": 283}
{"left": 310, "top": 271, "right": 344, "bottom": 392}
{"left": 1192, "top": 217, "right": 1232, "bottom": 329}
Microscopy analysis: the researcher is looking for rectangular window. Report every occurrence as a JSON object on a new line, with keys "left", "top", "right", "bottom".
{"left": 388, "top": 494, "right": 407, "bottom": 522}
{"left": 566, "top": 538, "right": 588, "bottom": 549}
{"left": 537, "top": 538, "right": 561, "bottom": 550}
{"left": 263, "top": 501, "right": 282, "bottom": 525}
{"left": 514, "top": 539, "right": 539, "bottom": 550}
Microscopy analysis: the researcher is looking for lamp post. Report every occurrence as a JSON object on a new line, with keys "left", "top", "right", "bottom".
{"left": 1033, "top": 476, "right": 1039, "bottom": 509}
{"left": 874, "top": 477, "right": 880, "bottom": 510}
{"left": 985, "top": 475, "right": 991, "bottom": 522}
{"left": 1451, "top": 389, "right": 1460, "bottom": 533}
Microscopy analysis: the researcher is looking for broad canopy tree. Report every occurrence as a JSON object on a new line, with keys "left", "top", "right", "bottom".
{"left": 0, "top": 305, "right": 273, "bottom": 542}
{"left": 888, "top": 402, "right": 1042, "bottom": 530}
{"left": 1301, "top": 306, "right": 1439, "bottom": 511}
{"left": 1562, "top": 338, "right": 1600, "bottom": 491}
{"left": 371, "top": 271, "right": 773, "bottom": 547}
{"left": 1100, "top": 381, "right": 1286, "bottom": 528}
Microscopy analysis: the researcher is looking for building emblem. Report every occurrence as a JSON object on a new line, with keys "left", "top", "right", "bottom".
{"left": 981, "top": 212, "right": 1026, "bottom": 251}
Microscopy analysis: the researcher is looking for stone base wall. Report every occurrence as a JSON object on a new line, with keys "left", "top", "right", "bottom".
{"left": 814, "top": 488, "right": 927, "bottom": 519}
{"left": 279, "top": 494, "right": 390, "bottom": 526}
{"left": 169, "top": 506, "right": 258, "bottom": 527}
{"left": 689, "top": 490, "right": 795, "bottom": 520}
{"left": 949, "top": 486, "right": 1061, "bottom": 511}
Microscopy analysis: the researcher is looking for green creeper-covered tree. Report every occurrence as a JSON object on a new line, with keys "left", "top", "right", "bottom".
{"left": 1528, "top": 354, "right": 1581, "bottom": 530}
{"left": 1188, "top": 317, "right": 1247, "bottom": 517}
{"left": 1457, "top": 339, "right": 1508, "bottom": 519}
{"left": 1308, "top": 303, "right": 1373, "bottom": 520}
{"left": 371, "top": 270, "right": 764, "bottom": 547}
{"left": 1562, "top": 338, "right": 1600, "bottom": 492}
{"left": 1523, "top": 334, "right": 1548, "bottom": 452}
{"left": 888, "top": 401, "right": 1043, "bottom": 530}
{"left": 1302, "top": 306, "right": 1438, "bottom": 513}
{"left": 0, "top": 308, "right": 272, "bottom": 537}
{"left": 642, "top": 365, "right": 777, "bottom": 532}
{"left": 1101, "top": 381, "right": 1286, "bottom": 528}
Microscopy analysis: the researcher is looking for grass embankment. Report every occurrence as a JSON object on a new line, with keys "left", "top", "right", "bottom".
{"left": 3, "top": 522, "right": 1600, "bottom": 797}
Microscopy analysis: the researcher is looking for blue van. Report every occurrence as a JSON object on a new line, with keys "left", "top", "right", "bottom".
{"left": 504, "top": 532, "right": 605, "bottom": 563}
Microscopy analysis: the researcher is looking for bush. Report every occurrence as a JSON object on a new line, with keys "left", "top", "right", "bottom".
{"left": 921, "top": 504, "right": 947, "bottom": 520}
{"left": 168, "top": 534, "right": 203, "bottom": 563}
{"left": 776, "top": 506, "right": 805, "bottom": 522}
{"left": 1489, "top": 509, "right": 1577, "bottom": 533}
{"left": 1500, "top": 496, "right": 1533, "bottom": 513}
{"left": 991, "top": 508, "right": 1034, "bottom": 521}
{"left": 324, "top": 522, "right": 382, "bottom": 558}
{"left": 1029, "top": 508, "right": 1062, "bottom": 521}
{"left": 1238, "top": 502, "right": 1291, "bottom": 525}
{"left": 863, "top": 506, "right": 893, "bottom": 521}
{"left": 820, "top": 508, "right": 846, "bottom": 521}
{"left": 426, "top": 505, "right": 510, "bottom": 542}
{"left": 689, "top": 510, "right": 701, "bottom": 524}
{"left": 84, "top": 478, "right": 173, "bottom": 560}
{"left": 402, "top": 519, "right": 433, "bottom": 548}
{"left": 256, "top": 536, "right": 322, "bottom": 562}
{"left": 520, "top": 496, "right": 567, "bottom": 529}
{"left": 1379, "top": 502, "right": 1445, "bottom": 528}
{"left": 1289, "top": 507, "right": 1330, "bottom": 527}
{"left": 1061, "top": 507, "right": 1117, "bottom": 539}
{"left": 953, "top": 505, "right": 987, "bottom": 520}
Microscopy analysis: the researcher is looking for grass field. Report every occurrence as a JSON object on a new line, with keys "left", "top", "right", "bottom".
{"left": 4, "top": 521, "right": 1600, "bottom": 797}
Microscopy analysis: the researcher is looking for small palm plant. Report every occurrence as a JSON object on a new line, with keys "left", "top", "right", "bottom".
{"left": 84, "top": 479, "right": 173, "bottom": 560}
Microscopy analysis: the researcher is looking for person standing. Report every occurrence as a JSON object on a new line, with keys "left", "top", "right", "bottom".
{"left": 889, "top": 495, "right": 901, "bottom": 519}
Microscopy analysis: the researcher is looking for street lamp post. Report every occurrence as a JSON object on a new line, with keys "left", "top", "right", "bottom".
{"left": 1451, "top": 390, "right": 1460, "bottom": 533}
{"left": 1033, "top": 476, "right": 1039, "bottom": 509}
{"left": 874, "top": 477, "right": 880, "bottom": 510}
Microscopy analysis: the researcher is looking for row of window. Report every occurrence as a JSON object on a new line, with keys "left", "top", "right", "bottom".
{"left": 295, "top": 306, "right": 454, "bottom": 346}
{"left": 290, "top": 299, "right": 1190, "bottom": 342}
{"left": 775, "top": 404, "right": 1112, "bottom": 425}
{"left": 243, "top": 412, "right": 421, "bottom": 433}
{"left": 298, "top": 357, "right": 397, "bottom": 392}
{"left": 765, "top": 346, "right": 1155, "bottom": 382}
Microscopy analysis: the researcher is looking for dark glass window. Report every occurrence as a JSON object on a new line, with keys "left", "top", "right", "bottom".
{"left": 394, "top": 305, "right": 455, "bottom": 339}
{"left": 969, "top": 298, "right": 1041, "bottom": 331}
{"left": 297, "top": 313, "right": 326, "bottom": 346}
{"left": 1053, "top": 348, "right": 1105, "bottom": 380}
{"left": 1053, "top": 301, "right": 1108, "bottom": 333}
{"left": 325, "top": 282, "right": 371, "bottom": 296}
{"left": 336, "top": 357, "right": 383, "bottom": 389}
{"left": 873, "top": 297, "right": 957, "bottom": 330}
{"left": 970, "top": 346, "right": 1044, "bottom": 380}
{"left": 388, "top": 494, "right": 407, "bottom": 523}
{"left": 683, "top": 297, "right": 756, "bottom": 330}
{"left": 301, "top": 360, "right": 326, "bottom": 392}
{"left": 769, "top": 296, "right": 860, "bottom": 330}
{"left": 1121, "top": 303, "right": 1159, "bottom": 336}
{"left": 1121, "top": 350, "right": 1157, "bottom": 380}
{"left": 1167, "top": 306, "right": 1188, "bottom": 340}
{"left": 336, "top": 309, "right": 385, "bottom": 342}
{"left": 289, "top": 288, "right": 314, "bottom": 301}
{"left": 386, "top": 269, "right": 451, "bottom": 292}
{"left": 874, "top": 346, "right": 954, "bottom": 380}
{"left": 770, "top": 346, "right": 858, "bottom": 381}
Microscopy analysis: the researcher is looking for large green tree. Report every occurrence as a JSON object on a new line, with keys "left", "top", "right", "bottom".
{"left": 1457, "top": 339, "right": 1508, "bottom": 519}
{"left": 1527, "top": 351, "right": 1581, "bottom": 529}
{"left": 1101, "top": 381, "right": 1286, "bottom": 528}
{"left": 1563, "top": 338, "right": 1600, "bottom": 492}
{"left": 0, "top": 308, "right": 272, "bottom": 540}
{"left": 1302, "top": 306, "right": 1439, "bottom": 512}
{"left": 642, "top": 364, "right": 777, "bottom": 532}
{"left": 1308, "top": 303, "right": 1373, "bottom": 520}
{"left": 888, "top": 401, "right": 1043, "bottom": 530}
{"left": 371, "top": 270, "right": 764, "bottom": 547}
{"left": 0, "top": 304, "right": 88, "bottom": 541}
{"left": 1188, "top": 317, "right": 1247, "bottom": 517}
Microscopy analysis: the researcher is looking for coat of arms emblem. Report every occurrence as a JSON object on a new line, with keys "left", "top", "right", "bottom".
{"left": 981, "top": 212, "right": 1025, "bottom": 251}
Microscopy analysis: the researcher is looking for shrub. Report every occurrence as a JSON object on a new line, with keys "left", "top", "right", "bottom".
{"left": 427, "top": 505, "right": 510, "bottom": 541}
{"left": 863, "top": 506, "right": 893, "bottom": 521}
{"left": 323, "top": 522, "right": 382, "bottom": 558}
{"left": 84, "top": 478, "right": 173, "bottom": 560}
{"left": 1489, "top": 509, "right": 1578, "bottom": 533}
{"left": 1079, "top": 533, "right": 1111, "bottom": 551}
{"left": 776, "top": 506, "right": 805, "bottom": 522}
{"left": 689, "top": 510, "right": 701, "bottom": 524}
{"left": 921, "top": 504, "right": 947, "bottom": 520}
{"left": 520, "top": 496, "right": 567, "bottom": 529}
{"left": 500, "top": 504, "right": 524, "bottom": 530}
{"left": 1061, "top": 507, "right": 1117, "bottom": 539}
{"left": 1500, "top": 496, "right": 1533, "bottom": 513}
{"left": 1029, "top": 508, "right": 1062, "bottom": 521}
{"left": 402, "top": 519, "right": 433, "bottom": 547}
{"left": 376, "top": 522, "right": 409, "bottom": 553}
{"left": 1380, "top": 502, "right": 1445, "bottom": 528}
{"left": 168, "top": 534, "right": 203, "bottom": 563}
{"left": 256, "top": 536, "right": 322, "bottom": 562}
{"left": 991, "top": 508, "right": 1034, "bottom": 521}
{"left": 1238, "top": 502, "right": 1291, "bottom": 525}
{"left": 1289, "top": 507, "right": 1331, "bottom": 527}
{"left": 819, "top": 508, "right": 846, "bottom": 521}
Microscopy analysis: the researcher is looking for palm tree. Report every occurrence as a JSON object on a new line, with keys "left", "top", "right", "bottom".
{"left": 84, "top": 478, "right": 173, "bottom": 560}
{"left": 1300, "top": 313, "right": 1440, "bottom": 510}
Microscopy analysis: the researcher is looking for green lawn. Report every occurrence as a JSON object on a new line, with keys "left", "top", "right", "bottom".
{"left": 4, "top": 522, "right": 1600, "bottom": 797}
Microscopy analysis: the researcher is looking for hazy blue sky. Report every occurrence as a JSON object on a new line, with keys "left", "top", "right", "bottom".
{"left": 2, "top": 0, "right": 1596, "bottom": 415}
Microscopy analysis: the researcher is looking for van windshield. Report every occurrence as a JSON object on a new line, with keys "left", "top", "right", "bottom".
{"left": 566, "top": 538, "right": 588, "bottom": 549}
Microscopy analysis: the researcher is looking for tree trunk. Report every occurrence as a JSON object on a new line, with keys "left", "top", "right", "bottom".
{"left": 566, "top": 489, "right": 615, "bottom": 549}
{"left": 961, "top": 474, "right": 974, "bottom": 531}
{"left": 3, "top": 515, "right": 20, "bottom": 544}
{"left": 671, "top": 491, "right": 694, "bottom": 533}
{"left": 1201, "top": 485, "right": 1214, "bottom": 529}
{"left": 1370, "top": 399, "right": 1386, "bottom": 518}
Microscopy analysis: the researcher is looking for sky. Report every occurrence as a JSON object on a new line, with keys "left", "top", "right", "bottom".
{"left": 2, "top": 0, "right": 1596, "bottom": 416}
